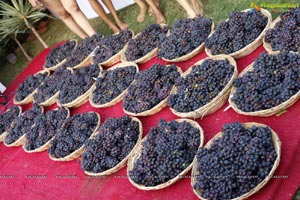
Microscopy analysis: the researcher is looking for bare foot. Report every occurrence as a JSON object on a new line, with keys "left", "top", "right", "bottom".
{"left": 109, "top": 24, "right": 120, "bottom": 33}
{"left": 137, "top": 1, "right": 147, "bottom": 22}
{"left": 154, "top": 10, "right": 166, "bottom": 24}
{"left": 117, "top": 21, "right": 129, "bottom": 30}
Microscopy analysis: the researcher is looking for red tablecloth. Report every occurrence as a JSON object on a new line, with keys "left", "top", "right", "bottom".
{"left": 0, "top": 44, "right": 299, "bottom": 200}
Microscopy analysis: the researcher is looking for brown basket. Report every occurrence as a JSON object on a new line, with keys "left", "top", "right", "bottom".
{"left": 13, "top": 69, "right": 50, "bottom": 105}
{"left": 205, "top": 8, "right": 272, "bottom": 59}
{"left": 162, "top": 22, "right": 215, "bottom": 62}
{"left": 123, "top": 66, "right": 183, "bottom": 117}
{"left": 23, "top": 107, "right": 70, "bottom": 153}
{"left": 127, "top": 118, "right": 204, "bottom": 190}
{"left": 84, "top": 117, "right": 143, "bottom": 176}
{"left": 43, "top": 39, "right": 78, "bottom": 71}
{"left": 228, "top": 56, "right": 300, "bottom": 117}
{"left": 0, "top": 106, "right": 22, "bottom": 142}
{"left": 191, "top": 122, "right": 281, "bottom": 200}
{"left": 169, "top": 55, "right": 237, "bottom": 119}
{"left": 49, "top": 112, "right": 101, "bottom": 161}
{"left": 89, "top": 62, "right": 139, "bottom": 108}
{"left": 121, "top": 24, "right": 168, "bottom": 64}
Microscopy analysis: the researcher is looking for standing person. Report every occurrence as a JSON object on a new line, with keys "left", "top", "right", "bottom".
{"left": 28, "top": 0, "right": 96, "bottom": 39}
{"left": 175, "top": 0, "right": 203, "bottom": 18}
{"left": 135, "top": 0, "right": 166, "bottom": 24}
{"left": 88, "top": 0, "right": 128, "bottom": 33}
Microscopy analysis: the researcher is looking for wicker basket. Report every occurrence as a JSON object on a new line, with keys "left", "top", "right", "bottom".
{"left": 23, "top": 107, "right": 70, "bottom": 153}
{"left": 89, "top": 62, "right": 139, "bottom": 108}
{"left": 169, "top": 55, "right": 237, "bottom": 119}
{"left": 162, "top": 22, "right": 215, "bottom": 62}
{"left": 123, "top": 66, "right": 183, "bottom": 117}
{"left": 49, "top": 112, "right": 101, "bottom": 161}
{"left": 191, "top": 122, "right": 281, "bottom": 200}
{"left": 0, "top": 106, "right": 22, "bottom": 142}
{"left": 127, "top": 118, "right": 204, "bottom": 190}
{"left": 84, "top": 117, "right": 143, "bottom": 176}
{"left": 205, "top": 8, "right": 272, "bottom": 59}
{"left": 228, "top": 57, "right": 300, "bottom": 117}
{"left": 13, "top": 69, "right": 50, "bottom": 105}
{"left": 43, "top": 39, "right": 78, "bottom": 71}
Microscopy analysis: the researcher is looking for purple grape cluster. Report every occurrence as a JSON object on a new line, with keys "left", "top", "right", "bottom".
{"left": 205, "top": 9, "right": 268, "bottom": 55}
{"left": 5, "top": 104, "right": 42, "bottom": 145}
{"left": 125, "top": 24, "right": 169, "bottom": 61}
{"left": 24, "top": 107, "right": 69, "bottom": 151}
{"left": 92, "top": 65, "right": 137, "bottom": 105}
{"left": 48, "top": 112, "right": 99, "bottom": 158}
{"left": 15, "top": 71, "right": 48, "bottom": 102}
{"left": 158, "top": 16, "right": 212, "bottom": 60}
{"left": 128, "top": 119, "right": 200, "bottom": 186}
{"left": 193, "top": 122, "right": 277, "bottom": 199}
{"left": 123, "top": 64, "right": 180, "bottom": 113}
{"left": 0, "top": 106, "right": 21, "bottom": 135}
{"left": 34, "top": 67, "right": 72, "bottom": 104}
{"left": 93, "top": 29, "right": 133, "bottom": 64}
{"left": 44, "top": 40, "right": 76, "bottom": 68}
{"left": 81, "top": 116, "right": 140, "bottom": 173}
{"left": 168, "top": 59, "right": 234, "bottom": 112}
{"left": 58, "top": 64, "right": 100, "bottom": 104}
{"left": 231, "top": 52, "right": 300, "bottom": 112}
{"left": 265, "top": 7, "right": 300, "bottom": 52}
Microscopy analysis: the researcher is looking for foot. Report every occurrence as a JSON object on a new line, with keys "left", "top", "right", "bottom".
{"left": 137, "top": 2, "right": 147, "bottom": 22}
{"left": 154, "top": 10, "right": 166, "bottom": 24}
{"left": 109, "top": 25, "right": 120, "bottom": 33}
{"left": 116, "top": 21, "right": 129, "bottom": 30}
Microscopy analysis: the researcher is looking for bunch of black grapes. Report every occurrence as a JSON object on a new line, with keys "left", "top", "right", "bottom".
{"left": 128, "top": 119, "right": 200, "bottom": 186}
{"left": 125, "top": 24, "right": 169, "bottom": 61}
{"left": 44, "top": 40, "right": 77, "bottom": 68}
{"left": 92, "top": 65, "right": 137, "bottom": 105}
{"left": 231, "top": 52, "right": 300, "bottom": 112}
{"left": 0, "top": 106, "right": 21, "bottom": 135}
{"left": 63, "top": 33, "right": 103, "bottom": 67}
{"left": 48, "top": 112, "right": 99, "bottom": 158}
{"left": 58, "top": 64, "right": 100, "bottom": 104}
{"left": 265, "top": 7, "right": 300, "bottom": 52}
{"left": 193, "top": 122, "right": 277, "bottom": 199}
{"left": 34, "top": 67, "right": 72, "bottom": 104}
{"left": 123, "top": 64, "right": 180, "bottom": 113}
{"left": 81, "top": 116, "right": 140, "bottom": 173}
{"left": 24, "top": 107, "right": 69, "bottom": 151}
{"left": 93, "top": 29, "right": 133, "bottom": 64}
{"left": 168, "top": 59, "right": 234, "bottom": 112}
{"left": 205, "top": 9, "right": 268, "bottom": 55}
{"left": 15, "top": 71, "right": 48, "bottom": 102}
{"left": 5, "top": 104, "right": 43, "bottom": 145}
{"left": 158, "top": 16, "right": 212, "bottom": 60}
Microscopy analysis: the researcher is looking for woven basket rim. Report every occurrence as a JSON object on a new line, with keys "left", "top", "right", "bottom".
{"left": 127, "top": 118, "right": 204, "bottom": 190}
{"left": 191, "top": 122, "right": 281, "bottom": 200}
{"left": 0, "top": 106, "right": 22, "bottom": 142}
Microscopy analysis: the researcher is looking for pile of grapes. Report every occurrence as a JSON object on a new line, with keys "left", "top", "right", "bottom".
{"left": 168, "top": 58, "right": 234, "bottom": 113}
{"left": 63, "top": 33, "right": 103, "bottom": 68}
{"left": 0, "top": 106, "right": 21, "bottom": 136}
{"left": 205, "top": 9, "right": 268, "bottom": 55}
{"left": 93, "top": 29, "right": 133, "bottom": 64}
{"left": 44, "top": 40, "right": 77, "bottom": 68}
{"left": 81, "top": 116, "right": 140, "bottom": 173}
{"left": 265, "top": 7, "right": 300, "bottom": 52}
{"left": 231, "top": 52, "right": 300, "bottom": 112}
{"left": 123, "top": 64, "right": 180, "bottom": 114}
{"left": 58, "top": 64, "right": 101, "bottom": 105}
{"left": 5, "top": 104, "right": 43, "bottom": 145}
{"left": 158, "top": 16, "right": 212, "bottom": 60}
{"left": 128, "top": 119, "right": 201, "bottom": 187}
{"left": 24, "top": 107, "right": 69, "bottom": 151}
{"left": 193, "top": 122, "right": 278, "bottom": 199}
{"left": 91, "top": 65, "right": 137, "bottom": 106}
{"left": 14, "top": 71, "right": 48, "bottom": 103}
{"left": 124, "top": 24, "right": 168, "bottom": 61}
{"left": 48, "top": 112, "right": 99, "bottom": 159}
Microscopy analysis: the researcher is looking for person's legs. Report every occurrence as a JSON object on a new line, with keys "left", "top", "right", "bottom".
{"left": 145, "top": 0, "right": 166, "bottom": 23}
{"left": 60, "top": 0, "right": 96, "bottom": 37}
{"left": 88, "top": 0, "right": 119, "bottom": 33}
{"left": 175, "top": 0, "right": 203, "bottom": 18}
{"left": 135, "top": 0, "right": 147, "bottom": 23}
{"left": 101, "top": 0, "right": 128, "bottom": 30}
{"left": 41, "top": 0, "right": 88, "bottom": 39}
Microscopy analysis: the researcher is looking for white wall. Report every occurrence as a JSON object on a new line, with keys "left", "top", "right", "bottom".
{"left": 77, "top": 0, "right": 135, "bottom": 19}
